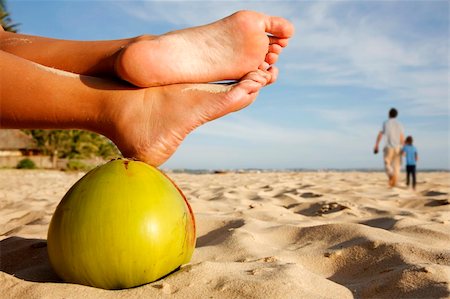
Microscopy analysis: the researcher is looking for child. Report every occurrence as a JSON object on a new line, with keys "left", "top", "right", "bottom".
{"left": 402, "top": 136, "right": 418, "bottom": 190}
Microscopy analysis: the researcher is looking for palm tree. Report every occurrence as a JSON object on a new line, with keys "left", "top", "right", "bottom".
{"left": 0, "top": 0, "right": 19, "bottom": 32}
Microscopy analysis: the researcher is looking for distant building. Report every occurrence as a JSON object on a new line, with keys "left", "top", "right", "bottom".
{"left": 0, "top": 129, "right": 39, "bottom": 157}
{"left": 0, "top": 129, "right": 49, "bottom": 168}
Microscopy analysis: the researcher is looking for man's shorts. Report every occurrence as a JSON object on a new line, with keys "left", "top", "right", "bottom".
{"left": 383, "top": 146, "right": 402, "bottom": 177}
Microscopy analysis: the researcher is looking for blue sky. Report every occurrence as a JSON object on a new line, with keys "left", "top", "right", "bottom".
{"left": 8, "top": 1, "right": 449, "bottom": 169}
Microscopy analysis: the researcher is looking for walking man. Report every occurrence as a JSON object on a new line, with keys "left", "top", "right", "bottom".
{"left": 374, "top": 108, "right": 405, "bottom": 187}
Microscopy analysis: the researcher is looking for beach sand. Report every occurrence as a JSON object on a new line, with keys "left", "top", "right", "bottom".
{"left": 1, "top": 169, "right": 449, "bottom": 298}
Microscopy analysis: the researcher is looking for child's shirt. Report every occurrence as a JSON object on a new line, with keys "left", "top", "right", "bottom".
{"left": 403, "top": 145, "right": 417, "bottom": 166}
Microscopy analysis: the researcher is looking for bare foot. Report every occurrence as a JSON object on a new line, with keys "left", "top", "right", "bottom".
{"left": 103, "top": 69, "right": 274, "bottom": 166}
{"left": 389, "top": 175, "right": 398, "bottom": 187}
{"left": 115, "top": 10, "right": 294, "bottom": 87}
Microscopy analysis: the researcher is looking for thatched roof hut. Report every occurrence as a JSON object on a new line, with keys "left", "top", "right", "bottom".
{"left": 0, "top": 129, "right": 37, "bottom": 152}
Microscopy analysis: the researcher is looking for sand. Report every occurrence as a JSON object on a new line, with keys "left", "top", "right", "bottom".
{"left": 0, "top": 169, "right": 449, "bottom": 298}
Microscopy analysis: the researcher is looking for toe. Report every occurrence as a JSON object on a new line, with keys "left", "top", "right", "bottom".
{"left": 241, "top": 69, "right": 271, "bottom": 86}
{"left": 269, "top": 44, "right": 283, "bottom": 54}
{"left": 265, "top": 16, "right": 295, "bottom": 39}
{"left": 267, "top": 66, "right": 279, "bottom": 85}
{"left": 258, "top": 61, "right": 270, "bottom": 71}
{"left": 224, "top": 70, "right": 270, "bottom": 112}
{"left": 226, "top": 80, "right": 261, "bottom": 111}
{"left": 269, "top": 36, "right": 289, "bottom": 47}
{"left": 265, "top": 52, "right": 278, "bottom": 65}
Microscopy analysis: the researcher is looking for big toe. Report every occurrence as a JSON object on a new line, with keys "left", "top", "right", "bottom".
{"left": 265, "top": 15, "right": 295, "bottom": 38}
{"left": 223, "top": 70, "right": 269, "bottom": 112}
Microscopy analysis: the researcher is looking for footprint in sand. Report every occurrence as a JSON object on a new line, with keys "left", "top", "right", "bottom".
{"left": 152, "top": 282, "right": 177, "bottom": 294}
{"left": 300, "top": 184, "right": 315, "bottom": 189}
{"left": 300, "top": 192, "right": 323, "bottom": 199}
{"left": 295, "top": 201, "right": 349, "bottom": 216}
{"left": 316, "top": 202, "right": 349, "bottom": 215}
{"left": 423, "top": 190, "right": 448, "bottom": 197}
{"left": 425, "top": 199, "right": 449, "bottom": 207}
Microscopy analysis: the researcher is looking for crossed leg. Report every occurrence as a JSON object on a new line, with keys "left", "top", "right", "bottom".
{"left": 0, "top": 50, "right": 274, "bottom": 166}
{"left": 115, "top": 10, "right": 294, "bottom": 86}
{"left": 0, "top": 10, "right": 293, "bottom": 86}
{"left": 0, "top": 10, "right": 292, "bottom": 165}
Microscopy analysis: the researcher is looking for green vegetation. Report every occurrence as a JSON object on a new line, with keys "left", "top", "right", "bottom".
{"left": 0, "top": 0, "right": 19, "bottom": 32}
{"left": 17, "top": 158, "right": 36, "bottom": 169}
{"left": 66, "top": 159, "right": 95, "bottom": 172}
{"left": 23, "top": 130, "right": 121, "bottom": 164}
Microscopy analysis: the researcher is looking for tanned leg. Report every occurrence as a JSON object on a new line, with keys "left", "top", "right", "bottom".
{"left": 0, "top": 50, "right": 273, "bottom": 166}
{"left": 116, "top": 10, "right": 294, "bottom": 86}
{"left": 0, "top": 10, "right": 293, "bottom": 87}
{"left": 0, "top": 29, "right": 149, "bottom": 78}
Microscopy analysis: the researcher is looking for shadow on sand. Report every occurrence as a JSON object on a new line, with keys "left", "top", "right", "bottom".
{"left": 0, "top": 236, "right": 61, "bottom": 283}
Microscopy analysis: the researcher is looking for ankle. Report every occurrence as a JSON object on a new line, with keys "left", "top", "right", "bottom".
{"left": 101, "top": 88, "right": 149, "bottom": 141}
{"left": 85, "top": 80, "right": 144, "bottom": 138}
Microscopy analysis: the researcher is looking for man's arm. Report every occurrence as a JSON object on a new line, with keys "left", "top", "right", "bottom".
{"left": 374, "top": 131, "right": 383, "bottom": 154}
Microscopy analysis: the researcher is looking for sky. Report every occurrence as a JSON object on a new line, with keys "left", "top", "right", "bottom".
{"left": 7, "top": 0, "right": 449, "bottom": 170}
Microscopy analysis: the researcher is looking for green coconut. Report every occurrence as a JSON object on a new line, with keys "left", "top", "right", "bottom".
{"left": 47, "top": 159, "right": 196, "bottom": 289}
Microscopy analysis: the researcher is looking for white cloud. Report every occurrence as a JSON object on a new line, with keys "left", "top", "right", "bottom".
{"left": 114, "top": 1, "right": 296, "bottom": 27}
{"left": 116, "top": 0, "right": 447, "bottom": 118}
{"left": 282, "top": 2, "right": 449, "bottom": 116}
{"left": 193, "top": 114, "right": 326, "bottom": 145}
